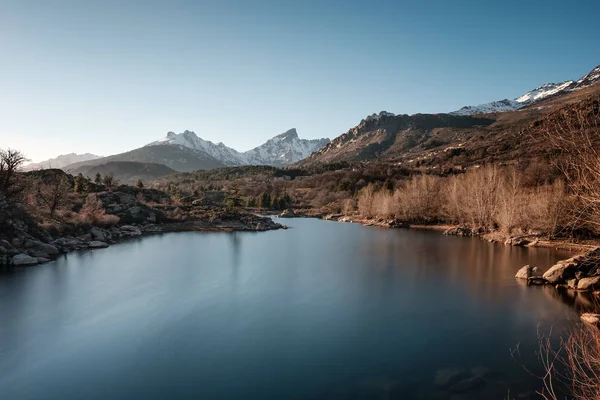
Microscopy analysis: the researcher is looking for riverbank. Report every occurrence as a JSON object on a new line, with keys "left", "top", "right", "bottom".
{"left": 282, "top": 209, "right": 598, "bottom": 252}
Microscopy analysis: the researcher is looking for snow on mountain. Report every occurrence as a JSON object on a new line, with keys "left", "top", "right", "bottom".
{"left": 244, "top": 129, "right": 330, "bottom": 166}
{"left": 146, "top": 129, "right": 330, "bottom": 167}
{"left": 148, "top": 130, "right": 245, "bottom": 165}
{"left": 450, "top": 99, "right": 521, "bottom": 116}
{"left": 24, "top": 153, "right": 101, "bottom": 171}
{"left": 515, "top": 81, "right": 575, "bottom": 103}
{"left": 450, "top": 65, "right": 600, "bottom": 116}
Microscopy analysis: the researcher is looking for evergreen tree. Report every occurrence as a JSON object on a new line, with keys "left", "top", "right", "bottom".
{"left": 74, "top": 173, "right": 89, "bottom": 194}
{"left": 247, "top": 197, "right": 257, "bottom": 207}
{"left": 259, "top": 192, "right": 272, "bottom": 208}
{"left": 94, "top": 173, "right": 102, "bottom": 184}
{"left": 136, "top": 179, "right": 144, "bottom": 189}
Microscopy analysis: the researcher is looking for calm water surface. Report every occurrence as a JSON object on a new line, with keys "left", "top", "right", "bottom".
{"left": 0, "top": 219, "right": 585, "bottom": 399}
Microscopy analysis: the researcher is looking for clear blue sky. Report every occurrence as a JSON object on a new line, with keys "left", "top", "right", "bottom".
{"left": 1, "top": 0, "right": 599, "bottom": 162}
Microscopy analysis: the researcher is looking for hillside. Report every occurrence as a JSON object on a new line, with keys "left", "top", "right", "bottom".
{"left": 24, "top": 153, "right": 100, "bottom": 171}
{"left": 300, "top": 80, "right": 600, "bottom": 170}
{"left": 64, "top": 145, "right": 226, "bottom": 174}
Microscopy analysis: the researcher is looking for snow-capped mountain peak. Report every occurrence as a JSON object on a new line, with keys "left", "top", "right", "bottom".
{"left": 24, "top": 153, "right": 101, "bottom": 171}
{"left": 145, "top": 129, "right": 330, "bottom": 167}
{"left": 450, "top": 64, "right": 600, "bottom": 116}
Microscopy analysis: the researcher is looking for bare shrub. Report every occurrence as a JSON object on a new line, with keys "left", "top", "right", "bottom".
{"left": 0, "top": 148, "right": 28, "bottom": 200}
{"left": 395, "top": 174, "right": 441, "bottom": 222}
{"left": 357, "top": 184, "right": 376, "bottom": 218}
{"left": 36, "top": 175, "right": 71, "bottom": 217}
{"left": 80, "top": 194, "right": 119, "bottom": 227}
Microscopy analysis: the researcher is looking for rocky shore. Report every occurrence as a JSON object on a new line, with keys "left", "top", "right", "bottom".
{"left": 0, "top": 189, "right": 284, "bottom": 268}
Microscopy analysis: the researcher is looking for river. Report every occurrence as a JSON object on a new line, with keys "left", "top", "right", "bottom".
{"left": 0, "top": 218, "right": 583, "bottom": 399}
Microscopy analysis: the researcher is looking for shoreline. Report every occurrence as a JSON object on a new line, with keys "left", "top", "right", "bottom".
{"left": 1, "top": 213, "right": 284, "bottom": 269}
{"left": 285, "top": 211, "right": 597, "bottom": 253}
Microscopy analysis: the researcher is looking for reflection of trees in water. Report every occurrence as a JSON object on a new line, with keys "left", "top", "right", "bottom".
{"left": 358, "top": 228, "right": 593, "bottom": 313}
{"left": 229, "top": 232, "right": 241, "bottom": 287}
{"left": 541, "top": 283, "right": 600, "bottom": 313}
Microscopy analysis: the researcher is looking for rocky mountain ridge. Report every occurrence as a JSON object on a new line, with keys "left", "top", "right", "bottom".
{"left": 146, "top": 128, "right": 329, "bottom": 167}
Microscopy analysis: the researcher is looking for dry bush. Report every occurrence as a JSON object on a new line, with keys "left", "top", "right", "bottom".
{"left": 341, "top": 198, "right": 356, "bottom": 215}
{"left": 540, "top": 99, "right": 600, "bottom": 233}
{"left": 371, "top": 190, "right": 395, "bottom": 219}
{"left": 79, "top": 194, "right": 119, "bottom": 227}
{"left": 395, "top": 174, "right": 441, "bottom": 222}
{"left": 357, "top": 184, "right": 376, "bottom": 218}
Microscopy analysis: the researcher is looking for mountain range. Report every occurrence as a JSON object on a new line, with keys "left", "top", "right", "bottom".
{"left": 57, "top": 128, "right": 329, "bottom": 181}
{"left": 301, "top": 64, "right": 600, "bottom": 167}
{"left": 145, "top": 128, "right": 329, "bottom": 167}
{"left": 33, "top": 63, "right": 600, "bottom": 182}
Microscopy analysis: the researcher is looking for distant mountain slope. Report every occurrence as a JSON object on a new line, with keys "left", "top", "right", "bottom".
{"left": 451, "top": 65, "right": 600, "bottom": 115}
{"left": 24, "top": 153, "right": 100, "bottom": 171}
{"left": 301, "top": 80, "right": 600, "bottom": 169}
{"left": 146, "top": 129, "right": 329, "bottom": 167}
{"left": 300, "top": 111, "right": 495, "bottom": 165}
{"left": 70, "top": 161, "right": 175, "bottom": 184}
{"left": 64, "top": 145, "right": 225, "bottom": 173}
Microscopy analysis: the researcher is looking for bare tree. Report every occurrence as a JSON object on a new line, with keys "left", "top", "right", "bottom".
{"left": 102, "top": 173, "right": 118, "bottom": 191}
{"left": 540, "top": 97, "right": 600, "bottom": 232}
{"left": 0, "top": 148, "right": 28, "bottom": 200}
{"left": 36, "top": 175, "right": 71, "bottom": 217}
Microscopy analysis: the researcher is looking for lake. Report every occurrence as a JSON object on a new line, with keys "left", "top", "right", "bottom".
{"left": 0, "top": 218, "right": 584, "bottom": 399}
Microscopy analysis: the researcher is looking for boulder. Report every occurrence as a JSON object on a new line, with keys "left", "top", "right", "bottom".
{"left": 89, "top": 241, "right": 109, "bottom": 249}
{"left": 24, "top": 240, "right": 59, "bottom": 256}
{"left": 36, "top": 257, "right": 51, "bottom": 263}
{"left": 12, "top": 253, "right": 39, "bottom": 266}
{"left": 577, "top": 276, "right": 600, "bottom": 291}
{"left": 90, "top": 227, "right": 106, "bottom": 242}
{"left": 434, "top": 368, "right": 470, "bottom": 388}
{"left": 543, "top": 261, "right": 577, "bottom": 284}
{"left": 28, "top": 250, "right": 50, "bottom": 259}
{"left": 581, "top": 313, "right": 600, "bottom": 325}
{"left": 515, "top": 265, "right": 538, "bottom": 280}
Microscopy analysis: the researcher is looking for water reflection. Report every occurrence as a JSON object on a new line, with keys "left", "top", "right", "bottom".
{"left": 0, "top": 220, "right": 587, "bottom": 399}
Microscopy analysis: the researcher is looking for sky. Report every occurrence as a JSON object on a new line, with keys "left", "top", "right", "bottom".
{"left": 1, "top": 0, "right": 599, "bottom": 163}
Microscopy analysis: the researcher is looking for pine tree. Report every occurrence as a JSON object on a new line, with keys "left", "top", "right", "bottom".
{"left": 74, "top": 173, "right": 89, "bottom": 194}
{"left": 136, "top": 179, "right": 144, "bottom": 189}
{"left": 94, "top": 173, "right": 102, "bottom": 184}
{"left": 259, "top": 192, "right": 272, "bottom": 208}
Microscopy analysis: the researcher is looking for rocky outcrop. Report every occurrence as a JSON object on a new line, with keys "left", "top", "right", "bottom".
{"left": 542, "top": 248, "right": 600, "bottom": 286}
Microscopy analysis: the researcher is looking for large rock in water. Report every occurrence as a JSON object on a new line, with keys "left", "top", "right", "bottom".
{"left": 542, "top": 260, "right": 578, "bottom": 284}
{"left": 12, "top": 253, "right": 39, "bottom": 266}
{"left": 515, "top": 265, "right": 539, "bottom": 279}
{"left": 578, "top": 276, "right": 600, "bottom": 291}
